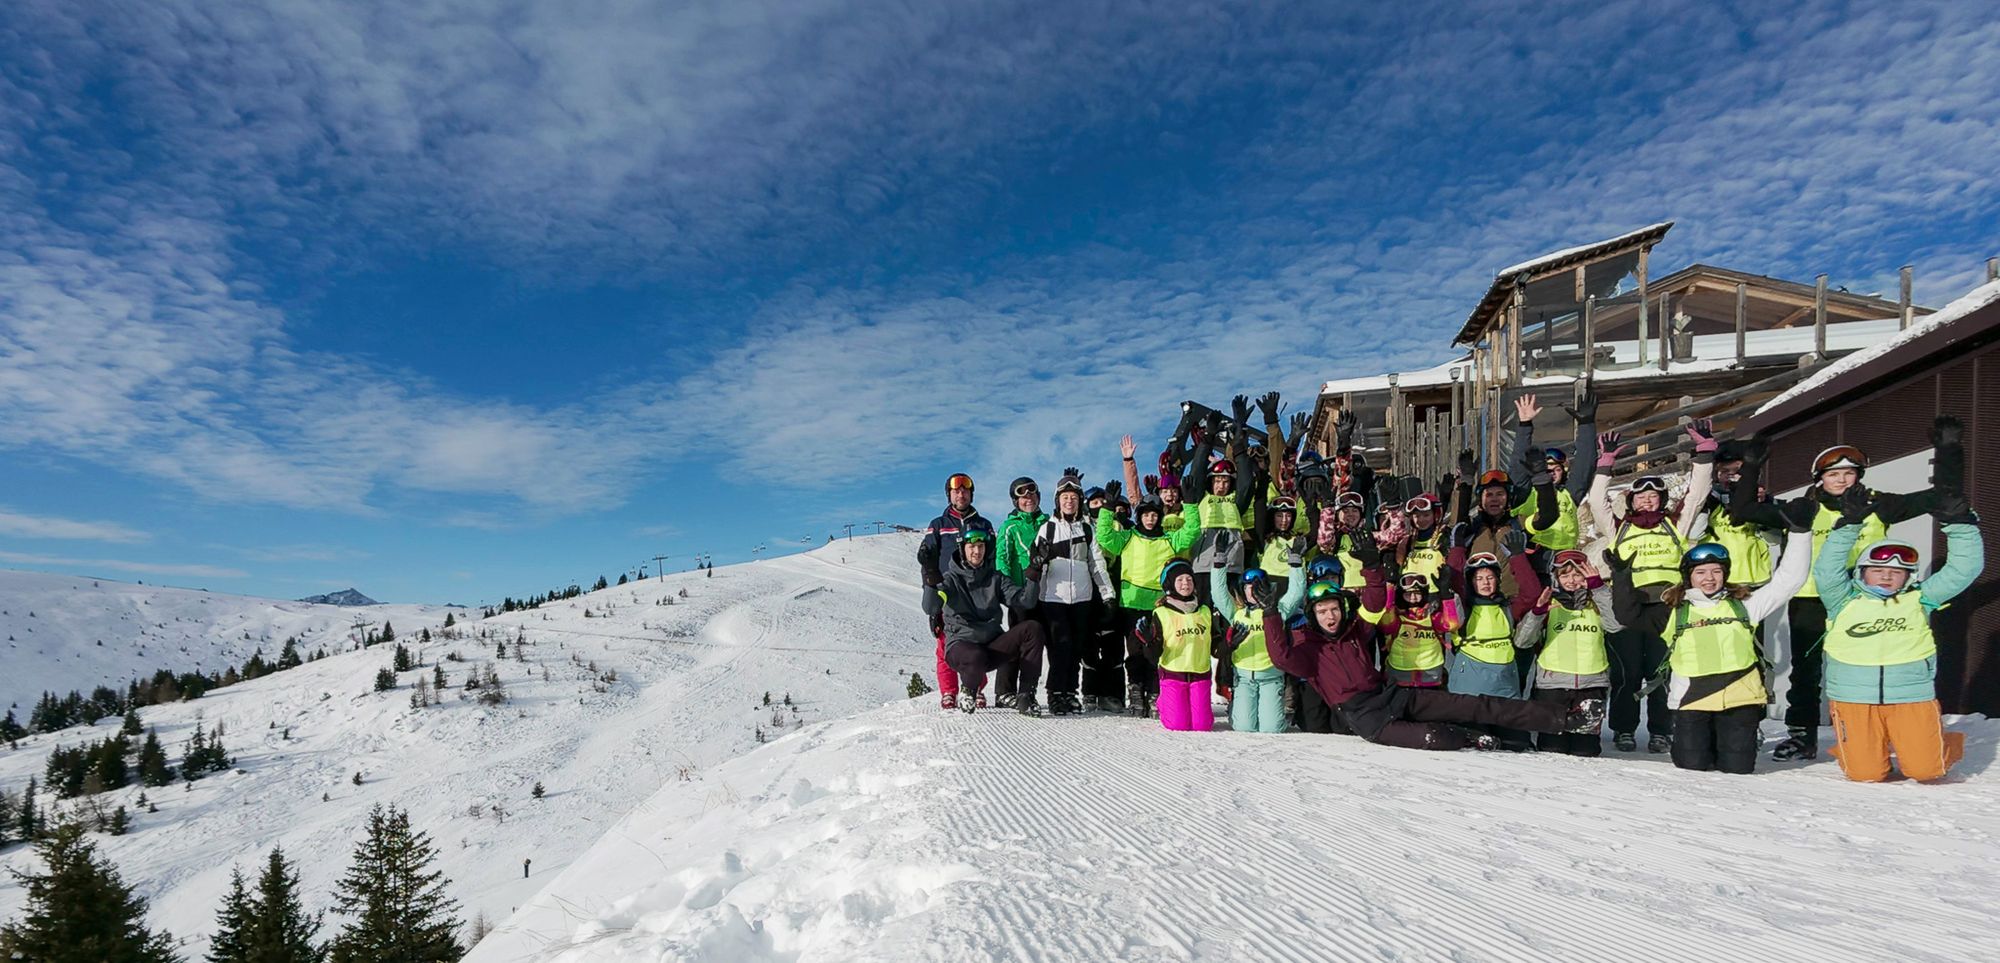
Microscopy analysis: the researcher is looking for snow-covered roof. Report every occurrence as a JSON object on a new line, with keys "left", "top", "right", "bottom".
{"left": 1754, "top": 278, "right": 2000, "bottom": 416}
{"left": 1495, "top": 221, "right": 1676, "bottom": 279}
{"left": 1321, "top": 316, "right": 1902, "bottom": 398}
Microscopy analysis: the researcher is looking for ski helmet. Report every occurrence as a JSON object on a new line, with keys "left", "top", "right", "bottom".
{"left": 1270, "top": 496, "right": 1298, "bottom": 520}
{"left": 1056, "top": 471, "right": 1084, "bottom": 495}
{"left": 1626, "top": 475, "right": 1669, "bottom": 508}
{"left": 1135, "top": 496, "right": 1165, "bottom": 525}
{"left": 1009, "top": 476, "right": 1039, "bottom": 500}
{"left": 957, "top": 528, "right": 994, "bottom": 562}
{"left": 1812, "top": 445, "right": 1868, "bottom": 479}
{"left": 1854, "top": 539, "right": 1920, "bottom": 575}
{"left": 1477, "top": 469, "right": 1511, "bottom": 491}
{"left": 1304, "top": 580, "right": 1357, "bottom": 624}
{"left": 1679, "top": 542, "right": 1730, "bottom": 583}
{"left": 1465, "top": 552, "right": 1503, "bottom": 574}
{"left": 1159, "top": 559, "right": 1196, "bottom": 597}
{"left": 1210, "top": 459, "right": 1235, "bottom": 476}
{"left": 1306, "top": 555, "right": 1343, "bottom": 584}
{"left": 1083, "top": 485, "right": 1106, "bottom": 504}
{"left": 1404, "top": 493, "right": 1440, "bottom": 514}
{"left": 945, "top": 472, "right": 974, "bottom": 495}
{"left": 1552, "top": 549, "right": 1592, "bottom": 573}
{"left": 1543, "top": 447, "right": 1568, "bottom": 465}
{"left": 1334, "top": 491, "right": 1366, "bottom": 511}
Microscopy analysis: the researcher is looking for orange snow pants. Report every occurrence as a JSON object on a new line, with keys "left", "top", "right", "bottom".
{"left": 1828, "top": 700, "right": 1964, "bottom": 783}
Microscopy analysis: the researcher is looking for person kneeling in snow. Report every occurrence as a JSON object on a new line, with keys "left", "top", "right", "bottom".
{"left": 1134, "top": 560, "right": 1227, "bottom": 731}
{"left": 1263, "top": 578, "right": 1603, "bottom": 750}
{"left": 923, "top": 529, "right": 1049, "bottom": 715}
{"left": 1813, "top": 486, "right": 1983, "bottom": 783}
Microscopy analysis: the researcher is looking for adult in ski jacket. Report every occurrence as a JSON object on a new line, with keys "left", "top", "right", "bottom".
{"left": 922, "top": 529, "right": 1048, "bottom": 714}
{"left": 1211, "top": 564, "right": 1307, "bottom": 733}
{"left": 1812, "top": 488, "right": 1982, "bottom": 782}
{"left": 919, "top": 473, "right": 995, "bottom": 704}
{"left": 1513, "top": 549, "right": 1623, "bottom": 756}
{"left": 1034, "top": 469, "right": 1117, "bottom": 715}
{"left": 996, "top": 476, "right": 1049, "bottom": 586}
{"left": 1724, "top": 418, "right": 1959, "bottom": 762}
{"left": 1265, "top": 581, "right": 1602, "bottom": 751}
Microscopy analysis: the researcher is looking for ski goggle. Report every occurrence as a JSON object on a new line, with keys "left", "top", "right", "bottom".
{"left": 1405, "top": 494, "right": 1438, "bottom": 513}
{"left": 1478, "top": 469, "right": 1510, "bottom": 489}
{"left": 1335, "top": 491, "right": 1366, "bottom": 509}
{"left": 1270, "top": 497, "right": 1297, "bottom": 514}
{"left": 1398, "top": 573, "right": 1429, "bottom": 590}
{"left": 1305, "top": 581, "right": 1342, "bottom": 602}
{"left": 1543, "top": 448, "right": 1568, "bottom": 464}
{"left": 1242, "top": 568, "right": 1268, "bottom": 585}
{"left": 958, "top": 529, "right": 993, "bottom": 546}
{"left": 1306, "top": 558, "right": 1343, "bottom": 581}
{"left": 1631, "top": 476, "right": 1669, "bottom": 494}
{"left": 1553, "top": 550, "right": 1592, "bottom": 571}
{"left": 1012, "top": 481, "right": 1039, "bottom": 498}
{"left": 1681, "top": 542, "right": 1729, "bottom": 571}
{"left": 1813, "top": 445, "right": 1867, "bottom": 476}
{"left": 1861, "top": 541, "right": 1920, "bottom": 570}
{"left": 946, "top": 473, "right": 975, "bottom": 492}
{"left": 1465, "top": 552, "right": 1501, "bottom": 570}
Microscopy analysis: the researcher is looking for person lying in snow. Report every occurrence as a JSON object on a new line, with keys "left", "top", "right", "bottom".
{"left": 1261, "top": 577, "right": 1603, "bottom": 750}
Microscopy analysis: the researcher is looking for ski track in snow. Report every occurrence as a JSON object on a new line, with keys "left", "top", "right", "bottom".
{"left": 478, "top": 701, "right": 2000, "bottom": 963}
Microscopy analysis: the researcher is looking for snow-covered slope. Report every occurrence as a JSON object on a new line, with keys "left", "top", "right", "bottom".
{"left": 478, "top": 702, "right": 2000, "bottom": 962}
{"left": 0, "top": 535, "right": 931, "bottom": 959}
{"left": 0, "top": 569, "right": 459, "bottom": 713}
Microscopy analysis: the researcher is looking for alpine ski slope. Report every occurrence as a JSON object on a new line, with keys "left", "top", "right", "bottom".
{"left": 4, "top": 533, "right": 1998, "bottom": 962}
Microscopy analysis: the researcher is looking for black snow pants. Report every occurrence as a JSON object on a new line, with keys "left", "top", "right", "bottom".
{"left": 1533, "top": 686, "right": 1607, "bottom": 756}
{"left": 1081, "top": 601, "right": 1126, "bottom": 702}
{"left": 1040, "top": 601, "right": 1092, "bottom": 696}
{"left": 1671, "top": 705, "right": 1763, "bottom": 774}
{"left": 1783, "top": 596, "right": 1828, "bottom": 730}
{"left": 1609, "top": 599, "right": 1671, "bottom": 738}
{"left": 1338, "top": 687, "right": 1568, "bottom": 752}
{"left": 946, "top": 622, "right": 1046, "bottom": 700}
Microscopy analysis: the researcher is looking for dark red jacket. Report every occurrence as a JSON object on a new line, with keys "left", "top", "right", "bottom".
{"left": 1264, "top": 607, "right": 1383, "bottom": 707}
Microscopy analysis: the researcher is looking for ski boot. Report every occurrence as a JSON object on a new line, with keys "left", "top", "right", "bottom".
{"left": 1472, "top": 732, "right": 1502, "bottom": 751}
{"left": 1613, "top": 731, "right": 1638, "bottom": 753}
{"left": 1647, "top": 733, "right": 1672, "bottom": 754}
{"left": 1015, "top": 693, "right": 1044, "bottom": 717}
{"left": 939, "top": 692, "right": 956, "bottom": 711}
{"left": 1773, "top": 727, "right": 1818, "bottom": 761}
{"left": 1049, "top": 692, "right": 1081, "bottom": 716}
{"left": 995, "top": 692, "right": 1019, "bottom": 710}
{"left": 956, "top": 692, "right": 976, "bottom": 714}
{"left": 1124, "top": 684, "right": 1150, "bottom": 718}
{"left": 1563, "top": 698, "right": 1607, "bottom": 734}
{"left": 974, "top": 691, "right": 988, "bottom": 709}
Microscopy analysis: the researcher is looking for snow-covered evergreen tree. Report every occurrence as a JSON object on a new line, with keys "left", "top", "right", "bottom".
{"left": 325, "top": 805, "right": 463, "bottom": 963}
{"left": 0, "top": 822, "right": 181, "bottom": 962}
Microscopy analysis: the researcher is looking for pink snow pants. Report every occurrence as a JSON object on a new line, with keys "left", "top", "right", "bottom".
{"left": 1158, "top": 676, "right": 1214, "bottom": 731}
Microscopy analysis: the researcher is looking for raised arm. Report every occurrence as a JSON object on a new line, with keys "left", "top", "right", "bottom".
{"left": 1120, "top": 434, "right": 1143, "bottom": 506}
{"left": 1748, "top": 528, "right": 1815, "bottom": 624}
{"left": 1209, "top": 568, "right": 1238, "bottom": 621}
{"left": 1673, "top": 419, "right": 1717, "bottom": 537}
{"left": 1096, "top": 507, "right": 1135, "bottom": 556}
{"left": 1922, "top": 519, "right": 1986, "bottom": 609}
{"left": 1566, "top": 384, "right": 1599, "bottom": 501}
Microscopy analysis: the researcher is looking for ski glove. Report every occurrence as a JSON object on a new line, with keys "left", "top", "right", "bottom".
{"left": 1835, "top": 486, "right": 1874, "bottom": 527}
{"left": 1457, "top": 449, "right": 1477, "bottom": 478}
{"left": 1568, "top": 384, "right": 1598, "bottom": 423}
{"left": 1777, "top": 497, "right": 1819, "bottom": 534}
{"left": 1932, "top": 415, "right": 1964, "bottom": 449}
{"left": 1501, "top": 527, "right": 1530, "bottom": 556}
{"left": 1257, "top": 391, "right": 1282, "bottom": 425}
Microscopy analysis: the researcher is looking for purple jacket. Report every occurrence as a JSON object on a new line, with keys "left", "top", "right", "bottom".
{"left": 1265, "top": 608, "right": 1383, "bottom": 707}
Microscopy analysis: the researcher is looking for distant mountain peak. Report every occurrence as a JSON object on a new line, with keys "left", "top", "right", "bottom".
{"left": 298, "top": 588, "right": 380, "bottom": 606}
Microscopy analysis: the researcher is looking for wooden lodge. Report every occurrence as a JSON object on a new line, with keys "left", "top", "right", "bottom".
{"left": 1304, "top": 222, "right": 1949, "bottom": 485}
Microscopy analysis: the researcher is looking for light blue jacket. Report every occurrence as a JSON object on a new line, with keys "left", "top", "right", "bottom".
{"left": 1814, "top": 521, "right": 1984, "bottom": 705}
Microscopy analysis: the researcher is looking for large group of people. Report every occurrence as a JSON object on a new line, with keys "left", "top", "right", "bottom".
{"left": 917, "top": 388, "right": 1984, "bottom": 782}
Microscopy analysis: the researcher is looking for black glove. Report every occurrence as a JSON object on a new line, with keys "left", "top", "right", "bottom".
{"left": 1568, "top": 384, "right": 1598, "bottom": 423}
{"left": 1257, "top": 391, "right": 1282, "bottom": 424}
{"left": 918, "top": 542, "right": 940, "bottom": 586}
{"left": 1331, "top": 409, "right": 1355, "bottom": 452}
{"left": 1601, "top": 548, "right": 1630, "bottom": 573}
{"left": 1456, "top": 449, "right": 1477, "bottom": 479}
{"left": 1350, "top": 538, "right": 1383, "bottom": 568}
{"left": 1203, "top": 409, "right": 1224, "bottom": 435}
{"left": 1933, "top": 491, "right": 1978, "bottom": 526}
{"left": 1103, "top": 480, "right": 1122, "bottom": 504}
{"left": 1030, "top": 539, "right": 1053, "bottom": 567}
{"left": 928, "top": 610, "right": 944, "bottom": 636}
{"left": 1231, "top": 394, "right": 1252, "bottom": 427}
{"left": 1501, "top": 527, "right": 1530, "bottom": 556}
{"left": 1835, "top": 486, "right": 1873, "bottom": 527}
{"left": 1024, "top": 563, "right": 1044, "bottom": 583}
{"left": 1251, "top": 576, "right": 1281, "bottom": 610}
{"left": 1933, "top": 415, "right": 1964, "bottom": 449}
{"left": 1062, "top": 466, "right": 1083, "bottom": 483}
{"left": 1450, "top": 522, "right": 1474, "bottom": 550}
{"left": 1293, "top": 411, "right": 1315, "bottom": 447}
{"left": 1777, "top": 496, "right": 1819, "bottom": 534}
{"left": 1375, "top": 474, "right": 1399, "bottom": 506}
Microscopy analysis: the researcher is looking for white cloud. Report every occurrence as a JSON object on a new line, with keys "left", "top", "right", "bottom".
{"left": 0, "top": 549, "right": 247, "bottom": 579}
{"left": 0, "top": 506, "right": 149, "bottom": 543}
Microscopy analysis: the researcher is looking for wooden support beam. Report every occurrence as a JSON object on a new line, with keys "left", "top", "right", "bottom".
{"left": 1734, "top": 282, "right": 1748, "bottom": 364}
{"left": 1658, "top": 290, "right": 1670, "bottom": 372}
{"left": 1582, "top": 295, "right": 1597, "bottom": 381}
{"left": 1989, "top": 257, "right": 1998, "bottom": 282}
{"left": 1769, "top": 304, "right": 1813, "bottom": 329}
{"left": 1636, "top": 246, "right": 1650, "bottom": 366}
{"left": 1899, "top": 266, "right": 1913, "bottom": 331}
{"left": 1508, "top": 284, "right": 1524, "bottom": 386}
{"left": 1813, "top": 273, "right": 1829, "bottom": 357}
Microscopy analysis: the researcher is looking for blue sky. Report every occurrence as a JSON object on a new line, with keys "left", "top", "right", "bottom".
{"left": 1, "top": 0, "right": 1996, "bottom": 603}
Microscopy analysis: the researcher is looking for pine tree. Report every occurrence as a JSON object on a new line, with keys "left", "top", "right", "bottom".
{"left": 530, "top": 781, "right": 544, "bottom": 800}
{"left": 392, "top": 644, "right": 413, "bottom": 673}
{"left": 138, "top": 730, "right": 173, "bottom": 787}
{"left": 16, "top": 778, "right": 40, "bottom": 840}
{"left": 207, "top": 866, "right": 253, "bottom": 963}
{"left": 326, "top": 805, "right": 464, "bottom": 963}
{"left": 0, "top": 788, "right": 14, "bottom": 848}
{"left": 1, "top": 708, "right": 22, "bottom": 746}
{"left": 244, "top": 847, "right": 324, "bottom": 963}
{"left": 442, "top": 612, "right": 455, "bottom": 628}
{"left": 373, "top": 668, "right": 397, "bottom": 693}
{"left": 379, "top": 622, "right": 395, "bottom": 644}
{"left": 121, "top": 709, "right": 143, "bottom": 736}
{"left": 0, "top": 822, "right": 181, "bottom": 962}
{"left": 432, "top": 664, "right": 447, "bottom": 689}
{"left": 906, "top": 672, "right": 932, "bottom": 698}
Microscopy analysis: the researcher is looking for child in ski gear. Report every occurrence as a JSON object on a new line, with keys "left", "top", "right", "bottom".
{"left": 1288, "top": 555, "right": 1349, "bottom": 733}
{"left": 1187, "top": 399, "right": 1258, "bottom": 608}
{"left": 1812, "top": 486, "right": 1983, "bottom": 782}
{"left": 1514, "top": 550, "right": 1622, "bottom": 756}
{"left": 920, "top": 472, "right": 994, "bottom": 707}
{"left": 1447, "top": 528, "right": 1540, "bottom": 701}
{"left": 1380, "top": 571, "right": 1460, "bottom": 688}
{"left": 1727, "top": 417, "right": 1960, "bottom": 762}
{"left": 922, "top": 528, "right": 1048, "bottom": 715}
{"left": 1097, "top": 491, "right": 1203, "bottom": 716}
{"left": 1135, "top": 560, "right": 1227, "bottom": 731}
{"left": 1627, "top": 516, "right": 1812, "bottom": 774}
{"left": 1212, "top": 564, "right": 1307, "bottom": 733}
{"left": 1588, "top": 419, "right": 1717, "bottom": 753}
{"left": 1264, "top": 579, "right": 1604, "bottom": 751}
{"left": 1035, "top": 469, "right": 1118, "bottom": 716}
{"left": 1504, "top": 390, "right": 1598, "bottom": 553}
